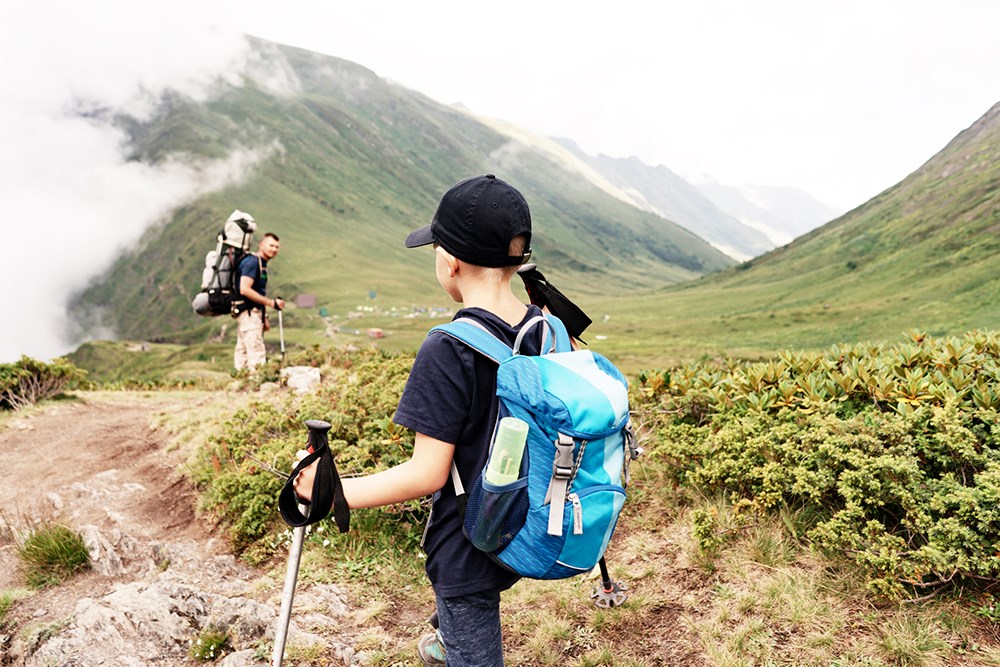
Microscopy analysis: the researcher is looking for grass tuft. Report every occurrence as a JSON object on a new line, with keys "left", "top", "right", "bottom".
{"left": 189, "top": 625, "right": 232, "bottom": 662}
{"left": 16, "top": 522, "right": 90, "bottom": 589}
{"left": 877, "top": 614, "right": 950, "bottom": 667}
{"left": 0, "top": 589, "right": 25, "bottom": 627}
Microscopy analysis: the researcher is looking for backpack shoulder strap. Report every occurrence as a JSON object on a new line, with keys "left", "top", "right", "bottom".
{"left": 430, "top": 318, "right": 514, "bottom": 363}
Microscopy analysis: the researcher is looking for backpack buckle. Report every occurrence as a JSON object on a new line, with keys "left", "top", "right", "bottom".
{"left": 545, "top": 433, "right": 576, "bottom": 536}
{"left": 552, "top": 434, "right": 575, "bottom": 479}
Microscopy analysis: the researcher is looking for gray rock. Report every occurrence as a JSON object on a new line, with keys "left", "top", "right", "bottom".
{"left": 209, "top": 596, "right": 275, "bottom": 645}
{"left": 219, "top": 649, "right": 266, "bottom": 666}
{"left": 280, "top": 366, "right": 322, "bottom": 394}
{"left": 80, "top": 525, "right": 125, "bottom": 577}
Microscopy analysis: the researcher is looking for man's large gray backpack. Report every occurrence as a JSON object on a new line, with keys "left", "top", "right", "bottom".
{"left": 191, "top": 209, "right": 257, "bottom": 317}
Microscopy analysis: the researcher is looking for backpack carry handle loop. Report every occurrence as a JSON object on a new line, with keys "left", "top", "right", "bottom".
{"left": 434, "top": 312, "right": 572, "bottom": 360}
{"left": 513, "top": 314, "right": 572, "bottom": 355}
{"left": 513, "top": 315, "right": 551, "bottom": 354}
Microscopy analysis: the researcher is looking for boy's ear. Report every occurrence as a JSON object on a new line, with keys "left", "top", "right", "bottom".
{"left": 436, "top": 246, "right": 460, "bottom": 276}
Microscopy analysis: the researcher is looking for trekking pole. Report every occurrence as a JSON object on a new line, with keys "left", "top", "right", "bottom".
{"left": 271, "top": 419, "right": 331, "bottom": 667}
{"left": 276, "top": 296, "right": 286, "bottom": 367}
{"left": 591, "top": 556, "right": 628, "bottom": 608}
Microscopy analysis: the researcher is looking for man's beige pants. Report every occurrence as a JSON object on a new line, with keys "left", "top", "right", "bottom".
{"left": 234, "top": 309, "right": 266, "bottom": 370}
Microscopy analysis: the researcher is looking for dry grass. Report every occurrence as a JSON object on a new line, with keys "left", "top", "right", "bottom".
{"left": 342, "top": 491, "right": 1000, "bottom": 666}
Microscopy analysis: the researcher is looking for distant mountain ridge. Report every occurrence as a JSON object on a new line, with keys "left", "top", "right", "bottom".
{"left": 553, "top": 139, "right": 840, "bottom": 260}
{"left": 693, "top": 178, "right": 841, "bottom": 246}
{"left": 553, "top": 139, "right": 771, "bottom": 260}
{"left": 69, "top": 37, "right": 733, "bottom": 343}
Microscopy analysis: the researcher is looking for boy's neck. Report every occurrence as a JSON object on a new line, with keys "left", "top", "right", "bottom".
{"left": 458, "top": 282, "right": 528, "bottom": 327}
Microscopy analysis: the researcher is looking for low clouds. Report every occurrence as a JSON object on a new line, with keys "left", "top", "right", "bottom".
{"left": 0, "top": 3, "right": 278, "bottom": 361}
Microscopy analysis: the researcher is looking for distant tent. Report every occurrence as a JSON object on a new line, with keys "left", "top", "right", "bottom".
{"left": 318, "top": 307, "right": 330, "bottom": 317}
{"left": 296, "top": 294, "right": 317, "bottom": 308}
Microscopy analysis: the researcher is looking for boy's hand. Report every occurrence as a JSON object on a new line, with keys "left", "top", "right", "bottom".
{"left": 292, "top": 449, "right": 316, "bottom": 502}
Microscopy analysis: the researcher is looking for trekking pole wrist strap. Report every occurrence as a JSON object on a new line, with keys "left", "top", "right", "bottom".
{"left": 279, "top": 444, "right": 350, "bottom": 532}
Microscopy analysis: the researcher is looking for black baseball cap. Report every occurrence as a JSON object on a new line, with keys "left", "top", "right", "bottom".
{"left": 405, "top": 174, "right": 532, "bottom": 267}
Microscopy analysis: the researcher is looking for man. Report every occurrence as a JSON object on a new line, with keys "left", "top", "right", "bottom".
{"left": 233, "top": 232, "right": 285, "bottom": 370}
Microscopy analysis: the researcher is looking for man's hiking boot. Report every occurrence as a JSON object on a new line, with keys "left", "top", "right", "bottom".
{"left": 418, "top": 630, "right": 446, "bottom": 665}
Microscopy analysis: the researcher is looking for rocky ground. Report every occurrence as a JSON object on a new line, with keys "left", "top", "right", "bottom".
{"left": 0, "top": 394, "right": 359, "bottom": 666}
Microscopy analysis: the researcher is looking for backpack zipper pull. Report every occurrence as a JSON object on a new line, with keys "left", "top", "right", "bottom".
{"left": 570, "top": 493, "right": 583, "bottom": 535}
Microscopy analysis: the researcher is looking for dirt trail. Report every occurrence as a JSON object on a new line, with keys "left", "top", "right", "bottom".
{"left": 0, "top": 395, "right": 215, "bottom": 589}
{"left": 0, "top": 393, "right": 360, "bottom": 666}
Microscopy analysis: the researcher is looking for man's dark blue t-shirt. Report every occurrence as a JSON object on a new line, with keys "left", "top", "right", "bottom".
{"left": 393, "top": 305, "right": 547, "bottom": 598}
{"left": 237, "top": 254, "right": 267, "bottom": 311}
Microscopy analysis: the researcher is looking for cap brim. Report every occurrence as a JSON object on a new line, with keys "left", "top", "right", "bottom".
{"left": 405, "top": 224, "right": 435, "bottom": 249}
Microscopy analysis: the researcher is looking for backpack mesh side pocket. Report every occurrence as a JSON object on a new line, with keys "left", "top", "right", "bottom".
{"left": 463, "top": 474, "right": 529, "bottom": 554}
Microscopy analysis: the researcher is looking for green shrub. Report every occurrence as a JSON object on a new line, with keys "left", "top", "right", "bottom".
{"left": 193, "top": 348, "right": 423, "bottom": 562}
{"left": 0, "top": 356, "right": 86, "bottom": 410}
{"left": 17, "top": 523, "right": 90, "bottom": 588}
{"left": 636, "top": 330, "right": 1000, "bottom": 600}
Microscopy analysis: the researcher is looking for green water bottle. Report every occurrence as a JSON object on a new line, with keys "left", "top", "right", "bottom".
{"left": 485, "top": 417, "right": 529, "bottom": 486}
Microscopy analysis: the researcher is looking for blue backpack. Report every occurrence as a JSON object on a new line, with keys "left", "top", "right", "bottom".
{"left": 431, "top": 314, "right": 638, "bottom": 581}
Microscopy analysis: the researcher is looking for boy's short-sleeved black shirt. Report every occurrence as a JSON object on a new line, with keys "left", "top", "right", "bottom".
{"left": 393, "top": 304, "right": 546, "bottom": 598}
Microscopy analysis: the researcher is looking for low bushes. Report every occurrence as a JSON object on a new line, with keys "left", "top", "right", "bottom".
{"left": 0, "top": 356, "right": 86, "bottom": 411}
{"left": 192, "top": 348, "right": 423, "bottom": 563}
{"left": 635, "top": 330, "right": 1000, "bottom": 599}
{"left": 192, "top": 330, "right": 1000, "bottom": 600}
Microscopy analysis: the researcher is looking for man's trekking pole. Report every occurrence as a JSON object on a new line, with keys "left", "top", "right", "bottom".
{"left": 271, "top": 419, "right": 332, "bottom": 667}
{"left": 276, "top": 296, "right": 286, "bottom": 367}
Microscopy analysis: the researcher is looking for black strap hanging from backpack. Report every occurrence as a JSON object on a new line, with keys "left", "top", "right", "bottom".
{"left": 279, "top": 419, "right": 350, "bottom": 532}
{"left": 517, "top": 264, "right": 593, "bottom": 343}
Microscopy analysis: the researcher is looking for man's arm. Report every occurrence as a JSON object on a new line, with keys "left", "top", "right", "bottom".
{"left": 239, "top": 275, "right": 284, "bottom": 310}
{"left": 293, "top": 433, "right": 454, "bottom": 508}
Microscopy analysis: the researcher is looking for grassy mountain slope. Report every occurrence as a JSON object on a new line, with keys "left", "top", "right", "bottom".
{"left": 70, "top": 38, "right": 732, "bottom": 344}
{"left": 588, "top": 101, "right": 1000, "bottom": 369}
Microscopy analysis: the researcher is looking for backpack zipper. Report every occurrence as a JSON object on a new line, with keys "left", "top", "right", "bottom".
{"left": 570, "top": 493, "right": 583, "bottom": 535}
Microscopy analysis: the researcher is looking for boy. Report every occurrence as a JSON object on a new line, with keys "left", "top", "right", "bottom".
{"left": 295, "top": 174, "right": 544, "bottom": 665}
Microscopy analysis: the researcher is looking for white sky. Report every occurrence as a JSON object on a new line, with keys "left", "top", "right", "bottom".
{"left": 2, "top": 0, "right": 999, "bottom": 362}
{"left": 236, "top": 0, "right": 1000, "bottom": 210}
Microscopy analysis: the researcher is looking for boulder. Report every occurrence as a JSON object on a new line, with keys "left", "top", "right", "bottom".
{"left": 280, "top": 366, "right": 322, "bottom": 394}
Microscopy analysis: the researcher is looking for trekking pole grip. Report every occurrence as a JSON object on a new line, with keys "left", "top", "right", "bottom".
{"left": 279, "top": 419, "right": 350, "bottom": 533}
{"left": 305, "top": 419, "right": 331, "bottom": 453}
